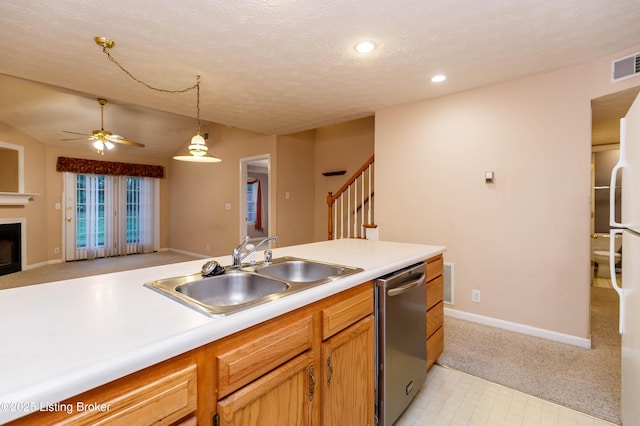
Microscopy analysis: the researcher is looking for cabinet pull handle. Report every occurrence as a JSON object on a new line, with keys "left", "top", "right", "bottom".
{"left": 309, "top": 366, "right": 316, "bottom": 401}
{"left": 327, "top": 356, "right": 333, "bottom": 387}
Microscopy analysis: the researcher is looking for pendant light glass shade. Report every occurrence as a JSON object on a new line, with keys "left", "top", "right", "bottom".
{"left": 173, "top": 76, "right": 221, "bottom": 163}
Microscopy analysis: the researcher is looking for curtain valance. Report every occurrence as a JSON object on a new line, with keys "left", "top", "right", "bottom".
{"left": 56, "top": 156, "right": 164, "bottom": 178}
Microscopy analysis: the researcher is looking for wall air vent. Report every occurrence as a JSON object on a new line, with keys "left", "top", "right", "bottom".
{"left": 443, "top": 262, "right": 454, "bottom": 305}
{"left": 612, "top": 52, "right": 640, "bottom": 82}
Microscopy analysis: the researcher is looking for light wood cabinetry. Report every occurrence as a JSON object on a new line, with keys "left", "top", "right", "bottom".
{"left": 321, "top": 286, "right": 372, "bottom": 339}
{"left": 321, "top": 315, "right": 375, "bottom": 426}
{"left": 7, "top": 351, "right": 200, "bottom": 426}
{"left": 425, "top": 254, "right": 444, "bottom": 369}
{"left": 215, "top": 314, "right": 314, "bottom": 398}
{"left": 213, "top": 283, "right": 374, "bottom": 426}
{"left": 216, "top": 352, "right": 315, "bottom": 426}
{"left": 10, "top": 282, "right": 376, "bottom": 426}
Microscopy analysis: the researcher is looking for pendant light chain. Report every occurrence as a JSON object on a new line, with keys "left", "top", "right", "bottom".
{"left": 95, "top": 36, "right": 220, "bottom": 162}
{"left": 99, "top": 44, "right": 198, "bottom": 94}
{"left": 195, "top": 75, "right": 201, "bottom": 134}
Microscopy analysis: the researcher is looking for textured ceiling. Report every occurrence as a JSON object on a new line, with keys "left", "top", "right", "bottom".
{"left": 1, "top": 0, "right": 640, "bottom": 157}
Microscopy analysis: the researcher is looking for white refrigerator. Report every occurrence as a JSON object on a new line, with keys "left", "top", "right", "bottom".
{"left": 609, "top": 91, "right": 640, "bottom": 425}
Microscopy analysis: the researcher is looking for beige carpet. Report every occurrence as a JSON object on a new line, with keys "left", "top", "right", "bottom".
{"left": 437, "top": 285, "right": 621, "bottom": 424}
{"left": 0, "top": 251, "right": 202, "bottom": 290}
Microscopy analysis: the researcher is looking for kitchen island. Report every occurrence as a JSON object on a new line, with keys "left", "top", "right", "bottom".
{"left": 0, "top": 239, "right": 445, "bottom": 425}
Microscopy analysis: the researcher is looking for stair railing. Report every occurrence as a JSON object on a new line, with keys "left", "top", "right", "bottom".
{"left": 327, "top": 155, "right": 375, "bottom": 240}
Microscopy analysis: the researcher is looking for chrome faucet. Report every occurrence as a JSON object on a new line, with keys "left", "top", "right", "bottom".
{"left": 232, "top": 236, "right": 278, "bottom": 267}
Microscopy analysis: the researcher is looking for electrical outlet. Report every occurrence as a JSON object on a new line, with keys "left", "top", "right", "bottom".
{"left": 54, "top": 247, "right": 60, "bottom": 254}
{"left": 472, "top": 289, "right": 481, "bottom": 303}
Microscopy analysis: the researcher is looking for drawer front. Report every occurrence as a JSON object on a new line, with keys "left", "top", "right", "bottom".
{"left": 426, "top": 300, "right": 444, "bottom": 338}
{"left": 94, "top": 364, "right": 198, "bottom": 426}
{"left": 217, "top": 315, "right": 313, "bottom": 398}
{"left": 426, "top": 326, "right": 444, "bottom": 370}
{"left": 322, "top": 283, "right": 373, "bottom": 340}
{"left": 8, "top": 361, "right": 198, "bottom": 426}
{"left": 426, "top": 275, "right": 444, "bottom": 311}
{"left": 425, "top": 254, "right": 443, "bottom": 282}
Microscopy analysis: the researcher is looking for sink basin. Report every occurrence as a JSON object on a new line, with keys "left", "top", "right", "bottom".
{"left": 176, "top": 273, "right": 289, "bottom": 306}
{"left": 144, "top": 256, "right": 363, "bottom": 317}
{"left": 254, "top": 258, "right": 349, "bottom": 282}
{"left": 144, "top": 271, "right": 290, "bottom": 317}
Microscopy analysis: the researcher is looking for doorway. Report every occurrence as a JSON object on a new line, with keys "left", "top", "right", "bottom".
{"left": 239, "top": 155, "right": 271, "bottom": 243}
{"left": 590, "top": 86, "right": 640, "bottom": 285}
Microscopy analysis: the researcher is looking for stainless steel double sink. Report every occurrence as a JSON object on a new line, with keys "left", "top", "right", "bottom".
{"left": 144, "top": 256, "right": 363, "bottom": 317}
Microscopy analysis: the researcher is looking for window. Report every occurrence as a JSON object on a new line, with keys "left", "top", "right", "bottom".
{"left": 75, "top": 174, "right": 105, "bottom": 249}
{"left": 68, "top": 173, "right": 158, "bottom": 260}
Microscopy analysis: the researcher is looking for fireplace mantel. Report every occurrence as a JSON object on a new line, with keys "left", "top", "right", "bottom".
{"left": 0, "top": 192, "right": 39, "bottom": 206}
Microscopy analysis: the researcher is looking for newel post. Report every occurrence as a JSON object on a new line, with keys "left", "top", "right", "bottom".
{"left": 327, "top": 192, "right": 334, "bottom": 240}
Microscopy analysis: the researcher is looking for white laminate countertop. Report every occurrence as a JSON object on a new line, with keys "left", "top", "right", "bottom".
{"left": 0, "top": 239, "right": 445, "bottom": 423}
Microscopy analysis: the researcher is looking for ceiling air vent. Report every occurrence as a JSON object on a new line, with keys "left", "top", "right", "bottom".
{"left": 612, "top": 52, "right": 640, "bottom": 82}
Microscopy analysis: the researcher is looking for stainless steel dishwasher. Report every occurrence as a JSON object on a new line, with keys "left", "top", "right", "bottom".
{"left": 375, "top": 262, "right": 427, "bottom": 426}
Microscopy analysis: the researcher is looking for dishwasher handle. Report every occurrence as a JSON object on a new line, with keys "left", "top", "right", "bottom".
{"left": 387, "top": 274, "right": 426, "bottom": 297}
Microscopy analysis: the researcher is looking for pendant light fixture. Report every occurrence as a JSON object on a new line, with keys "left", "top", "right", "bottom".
{"left": 173, "top": 75, "right": 221, "bottom": 163}
{"left": 95, "top": 36, "right": 221, "bottom": 163}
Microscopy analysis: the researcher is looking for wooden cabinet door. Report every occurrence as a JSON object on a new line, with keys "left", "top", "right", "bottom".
{"left": 321, "top": 315, "right": 375, "bottom": 426}
{"left": 216, "top": 352, "right": 315, "bottom": 426}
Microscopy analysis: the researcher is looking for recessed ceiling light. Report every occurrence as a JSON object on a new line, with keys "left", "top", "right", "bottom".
{"left": 355, "top": 41, "right": 376, "bottom": 53}
{"left": 431, "top": 75, "right": 447, "bottom": 83}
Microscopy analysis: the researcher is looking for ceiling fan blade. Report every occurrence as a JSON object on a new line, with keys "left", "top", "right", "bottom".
{"left": 61, "top": 130, "right": 91, "bottom": 136}
{"left": 110, "top": 137, "right": 145, "bottom": 148}
{"left": 59, "top": 137, "right": 90, "bottom": 141}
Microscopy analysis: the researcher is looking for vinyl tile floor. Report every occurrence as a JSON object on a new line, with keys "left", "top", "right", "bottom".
{"left": 396, "top": 365, "right": 617, "bottom": 426}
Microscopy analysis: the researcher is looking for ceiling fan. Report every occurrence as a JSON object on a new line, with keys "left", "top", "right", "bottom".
{"left": 61, "top": 98, "right": 145, "bottom": 154}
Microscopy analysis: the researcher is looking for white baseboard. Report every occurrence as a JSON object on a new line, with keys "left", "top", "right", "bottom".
{"left": 164, "top": 247, "right": 209, "bottom": 259}
{"left": 444, "top": 307, "right": 592, "bottom": 349}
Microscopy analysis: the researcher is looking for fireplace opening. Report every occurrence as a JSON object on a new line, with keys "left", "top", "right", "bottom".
{"left": 0, "top": 223, "right": 21, "bottom": 276}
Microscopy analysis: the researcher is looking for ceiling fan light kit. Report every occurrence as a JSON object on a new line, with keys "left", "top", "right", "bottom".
{"left": 94, "top": 36, "right": 221, "bottom": 163}
{"left": 60, "top": 97, "right": 145, "bottom": 155}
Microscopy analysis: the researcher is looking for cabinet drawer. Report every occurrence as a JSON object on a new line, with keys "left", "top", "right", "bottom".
{"left": 426, "top": 326, "right": 444, "bottom": 370}
{"left": 426, "top": 300, "right": 444, "bottom": 338}
{"left": 426, "top": 275, "right": 444, "bottom": 311}
{"left": 217, "top": 315, "right": 313, "bottom": 398}
{"left": 425, "top": 254, "right": 443, "bottom": 282}
{"left": 322, "top": 283, "right": 373, "bottom": 340}
{"left": 8, "top": 356, "right": 198, "bottom": 426}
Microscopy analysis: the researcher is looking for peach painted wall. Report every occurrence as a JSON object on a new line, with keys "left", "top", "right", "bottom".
{"left": 275, "top": 131, "right": 315, "bottom": 247}
{"left": 375, "top": 44, "right": 640, "bottom": 340}
{"left": 168, "top": 123, "right": 277, "bottom": 257}
{"left": 313, "top": 116, "right": 375, "bottom": 241}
